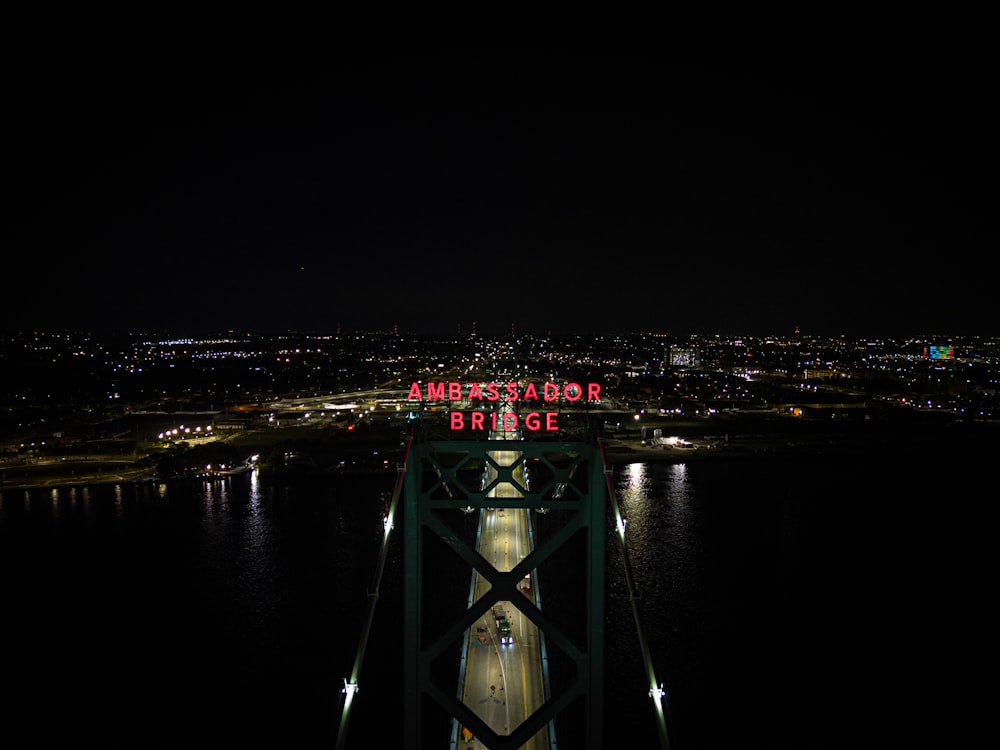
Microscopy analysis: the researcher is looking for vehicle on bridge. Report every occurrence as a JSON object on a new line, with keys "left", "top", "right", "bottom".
{"left": 493, "top": 604, "right": 513, "bottom": 644}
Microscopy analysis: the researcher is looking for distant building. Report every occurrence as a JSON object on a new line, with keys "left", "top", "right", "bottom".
{"left": 669, "top": 347, "right": 700, "bottom": 368}
{"left": 804, "top": 367, "right": 837, "bottom": 380}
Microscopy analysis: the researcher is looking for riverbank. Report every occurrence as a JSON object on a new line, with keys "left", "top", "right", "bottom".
{"left": 2, "top": 414, "right": 994, "bottom": 491}
{"left": 601, "top": 416, "right": 999, "bottom": 465}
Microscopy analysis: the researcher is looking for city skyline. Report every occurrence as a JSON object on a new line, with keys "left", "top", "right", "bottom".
{"left": 6, "top": 34, "right": 997, "bottom": 338}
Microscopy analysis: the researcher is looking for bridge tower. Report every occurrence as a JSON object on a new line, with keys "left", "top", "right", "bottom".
{"left": 401, "top": 432, "right": 607, "bottom": 749}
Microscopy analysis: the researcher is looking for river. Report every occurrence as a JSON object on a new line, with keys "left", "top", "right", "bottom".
{"left": 1, "top": 442, "right": 996, "bottom": 749}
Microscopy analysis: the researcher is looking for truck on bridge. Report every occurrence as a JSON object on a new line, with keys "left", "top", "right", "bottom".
{"left": 493, "top": 603, "right": 513, "bottom": 644}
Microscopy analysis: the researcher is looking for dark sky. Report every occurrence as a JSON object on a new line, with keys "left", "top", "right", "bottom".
{"left": 5, "top": 27, "right": 997, "bottom": 338}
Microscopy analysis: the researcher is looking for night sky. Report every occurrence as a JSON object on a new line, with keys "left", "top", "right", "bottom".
{"left": 5, "top": 29, "right": 997, "bottom": 338}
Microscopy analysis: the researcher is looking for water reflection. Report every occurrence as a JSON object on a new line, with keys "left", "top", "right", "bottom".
{"left": 248, "top": 467, "right": 261, "bottom": 510}
{"left": 236, "top": 469, "right": 276, "bottom": 632}
{"left": 612, "top": 462, "right": 703, "bottom": 618}
{"left": 48, "top": 487, "right": 61, "bottom": 522}
{"left": 202, "top": 477, "right": 229, "bottom": 513}
{"left": 607, "top": 462, "right": 708, "bottom": 750}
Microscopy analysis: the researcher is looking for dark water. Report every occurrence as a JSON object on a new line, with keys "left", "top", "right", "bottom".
{"left": 601, "top": 452, "right": 999, "bottom": 749}
{"left": 2, "top": 446, "right": 997, "bottom": 749}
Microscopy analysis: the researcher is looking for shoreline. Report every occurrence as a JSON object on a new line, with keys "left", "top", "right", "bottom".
{"left": 5, "top": 422, "right": 992, "bottom": 492}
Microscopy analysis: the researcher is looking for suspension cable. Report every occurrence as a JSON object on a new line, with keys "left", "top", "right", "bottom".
{"left": 334, "top": 427, "right": 414, "bottom": 749}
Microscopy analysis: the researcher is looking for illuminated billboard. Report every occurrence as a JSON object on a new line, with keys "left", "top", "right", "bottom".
{"left": 925, "top": 345, "right": 955, "bottom": 360}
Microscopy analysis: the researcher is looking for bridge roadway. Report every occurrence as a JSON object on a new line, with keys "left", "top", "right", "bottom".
{"left": 338, "top": 422, "right": 669, "bottom": 749}
{"left": 455, "top": 443, "right": 551, "bottom": 748}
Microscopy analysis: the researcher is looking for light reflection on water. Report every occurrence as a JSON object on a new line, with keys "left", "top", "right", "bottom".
{"left": 1, "top": 448, "right": 996, "bottom": 748}
{"left": 0, "top": 471, "right": 397, "bottom": 747}
{"left": 607, "top": 462, "right": 706, "bottom": 714}
{"left": 235, "top": 469, "right": 277, "bottom": 625}
{"left": 615, "top": 461, "right": 701, "bottom": 604}
{"left": 248, "top": 467, "right": 261, "bottom": 513}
